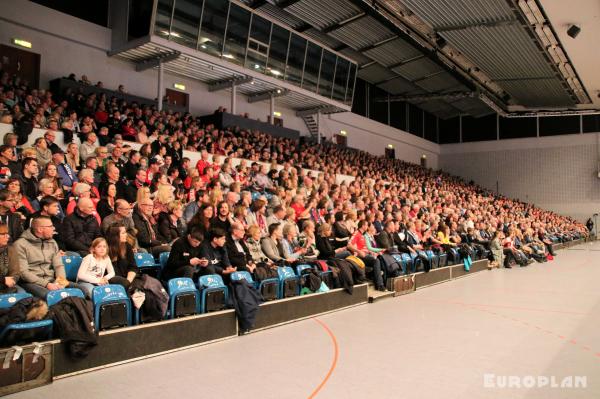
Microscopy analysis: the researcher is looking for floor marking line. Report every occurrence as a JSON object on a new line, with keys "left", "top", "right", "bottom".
{"left": 308, "top": 318, "right": 339, "bottom": 399}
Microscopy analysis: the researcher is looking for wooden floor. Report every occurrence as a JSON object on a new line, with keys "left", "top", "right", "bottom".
{"left": 8, "top": 241, "right": 600, "bottom": 399}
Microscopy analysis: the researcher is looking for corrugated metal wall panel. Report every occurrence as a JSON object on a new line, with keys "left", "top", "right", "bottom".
{"left": 377, "top": 77, "right": 425, "bottom": 95}
{"left": 257, "top": 3, "right": 306, "bottom": 30}
{"left": 399, "top": 0, "right": 513, "bottom": 28}
{"left": 414, "top": 72, "right": 464, "bottom": 92}
{"left": 329, "top": 16, "right": 396, "bottom": 50}
{"left": 358, "top": 63, "right": 397, "bottom": 83}
{"left": 501, "top": 79, "right": 575, "bottom": 106}
{"left": 392, "top": 57, "right": 443, "bottom": 81}
{"left": 364, "top": 38, "right": 422, "bottom": 67}
{"left": 442, "top": 24, "right": 555, "bottom": 80}
{"left": 286, "top": 0, "right": 362, "bottom": 30}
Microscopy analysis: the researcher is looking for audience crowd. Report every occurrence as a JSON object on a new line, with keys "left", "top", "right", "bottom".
{"left": 0, "top": 70, "right": 589, "bottom": 300}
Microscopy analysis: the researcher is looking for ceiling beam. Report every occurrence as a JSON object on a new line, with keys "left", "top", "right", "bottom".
{"left": 208, "top": 76, "right": 254, "bottom": 92}
{"left": 357, "top": 36, "right": 398, "bottom": 53}
{"left": 388, "top": 55, "right": 426, "bottom": 71}
{"left": 278, "top": 0, "right": 302, "bottom": 9}
{"left": 249, "top": 0, "right": 267, "bottom": 9}
{"left": 247, "top": 89, "right": 289, "bottom": 103}
{"left": 135, "top": 51, "right": 180, "bottom": 72}
{"left": 295, "top": 105, "right": 339, "bottom": 117}
{"left": 322, "top": 12, "right": 367, "bottom": 34}
{"left": 376, "top": 91, "right": 475, "bottom": 103}
{"left": 435, "top": 18, "right": 518, "bottom": 33}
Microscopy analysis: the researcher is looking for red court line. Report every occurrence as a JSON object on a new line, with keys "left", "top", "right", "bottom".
{"left": 308, "top": 318, "right": 339, "bottom": 399}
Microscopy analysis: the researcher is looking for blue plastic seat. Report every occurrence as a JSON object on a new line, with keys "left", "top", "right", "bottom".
{"left": 198, "top": 274, "right": 228, "bottom": 313}
{"left": 92, "top": 285, "right": 131, "bottom": 331}
{"left": 159, "top": 252, "right": 170, "bottom": 270}
{"left": 389, "top": 253, "right": 407, "bottom": 274}
{"left": 425, "top": 250, "right": 439, "bottom": 269}
{"left": 400, "top": 253, "right": 414, "bottom": 274}
{"left": 167, "top": 278, "right": 199, "bottom": 318}
{"left": 62, "top": 255, "right": 83, "bottom": 281}
{"left": 277, "top": 266, "right": 299, "bottom": 298}
{"left": 0, "top": 293, "right": 53, "bottom": 345}
{"left": 135, "top": 252, "right": 162, "bottom": 277}
{"left": 230, "top": 270, "right": 277, "bottom": 300}
{"left": 46, "top": 288, "right": 85, "bottom": 307}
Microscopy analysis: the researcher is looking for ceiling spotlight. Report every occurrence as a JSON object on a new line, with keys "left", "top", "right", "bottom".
{"left": 567, "top": 24, "right": 581, "bottom": 38}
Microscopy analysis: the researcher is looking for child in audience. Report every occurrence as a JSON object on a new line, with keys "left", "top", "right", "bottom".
{"left": 77, "top": 237, "right": 115, "bottom": 298}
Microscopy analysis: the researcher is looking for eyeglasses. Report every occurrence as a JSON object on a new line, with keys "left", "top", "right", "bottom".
{"left": 39, "top": 225, "right": 55, "bottom": 229}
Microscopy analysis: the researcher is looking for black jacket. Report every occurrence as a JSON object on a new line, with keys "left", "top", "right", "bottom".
{"left": 157, "top": 212, "right": 179, "bottom": 243}
{"left": 164, "top": 236, "right": 202, "bottom": 278}
{"left": 61, "top": 210, "right": 101, "bottom": 253}
{"left": 122, "top": 161, "right": 139, "bottom": 182}
{"left": 376, "top": 231, "right": 395, "bottom": 250}
{"left": 199, "top": 241, "right": 231, "bottom": 276}
{"left": 132, "top": 208, "right": 162, "bottom": 248}
{"left": 316, "top": 235, "right": 336, "bottom": 259}
{"left": 229, "top": 280, "right": 261, "bottom": 331}
{"left": 225, "top": 236, "right": 251, "bottom": 271}
{"left": 120, "top": 182, "right": 141, "bottom": 204}
{"left": 48, "top": 296, "right": 97, "bottom": 358}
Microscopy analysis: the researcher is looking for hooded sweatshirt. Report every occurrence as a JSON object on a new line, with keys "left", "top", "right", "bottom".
{"left": 13, "top": 228, "right": 65, "bottom": 287}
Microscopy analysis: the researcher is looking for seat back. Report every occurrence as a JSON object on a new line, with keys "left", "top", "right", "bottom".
{"left": 295, "top": 264, "right": 312, "bottom": 277}
{"left": 0, "top": 293, "right": 32, "bottom": 309}
{"left": 198, "top": 274, "right": 228, "bottom": 313}
{"left": 0, "top": 293, "right": 53, "bottom": 346}
{"left": 62, "top": 255, "right": 83, "bottom": 281}
{"left": 167, "top": 278, "right": 199, "bottom": 318}
{"left": 230, "top": 271, "right": 254, "bottom": 284}
{"left": 135, "top": 253, "right": 158, "bottom": 267}
{"left": 277, "top": 266, "right": 299, "bottom": 298}
{"left": 159, "top": 252, "right": 170, "bottom": 269}
{"left": 46, "top": 288, "right": 85, "bottom": 307}
{"left": 92, "top": 285, "right": 131, "bottom": 331}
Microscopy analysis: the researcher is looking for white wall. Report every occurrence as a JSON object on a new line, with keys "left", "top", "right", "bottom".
{"left": 324, "top": 112, "right": 440, "bottom": 169}
{"left": 0, "top": 0, "right": 441, "bottom": 167}
{"left": 440, "top": 133, "right": 600, "bottom": 222}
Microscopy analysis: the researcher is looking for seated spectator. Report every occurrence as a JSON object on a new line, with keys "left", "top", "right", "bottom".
{"left": 316, "top": 223, "right": 351, "bottom": 260}
{"left": 0, "top": 223, "right": 23, "bottom": 294}
{"left": 231, "top": 205, "right": 248, "bottom": 230}
{"left": 187, "top": 204, "right": 213, "bottom": 237}
{"left": 65, "top": 143, "right": 80, "bottom": 172}
{"left": 97, "top": 182, "right": 117, "bottom": 220}
{"left": 65, "top": 183, "right": 101, "bottom": 224}
{"left": 6, "top": 179, "right": 35, "bottom": 216}
{"left": 246, "top": 199, "right": 268, "bottom": 237}
{"left": 489, "top": 230, "right": 503, "bottom": 268}
{"left": 210, "top": 201, "right": 231, "bottom": 232}
{"left": 163, "top": 226, "right": 207, "bottom": 280}
{"left": 261, "top": 223, "right": 287, "bottom": 263}
{"left": 41, "top": 162, "right": 64, "bottom": 200}
{"left": 0, "top": 144, "right": 19, "bottom": 184}
{"left": 199, "top": 228, "right": 236, "bottom": 279}
{"left": 280, "top": 223, "right": 307, "bottom": 263}
{"left": 226, "top": 221, "right": 253, "bottom": 273}
{"left": 350, "top": 220, "right": 385, "bottom": 291}
{"left": 298, "top": 220, "right": 319, "bottom": 260}
{"left": 29, "top": 196, "right": 64, "bottom": 248}
{"left": 106, "top": 224, "right": 139, "bottom": 288}
{"left": 76, "top": 237, "right": 115, "bottom": 298}
{"left": 13, "top": 216, "right": 68, "bottom": 298}
{"left": 61, "top": 197, "right": 101, "bottom": 256}
{"left": 0, "top": 189, "right": 23, "bottom": 243}
{"left": 52, "top": 148, "right": 78, "bottom": 193}
{"left": 132, "top": 198, "right": 170, "bottom": 256}
{"left": 157, "top": 201, "right": 186, "bottom": 244}
{"left": 33, "top": 137, "right": 51, "bottom": 169}
{"left": 18, "top": 157, "right": 39, "bottom": 202}
{"left": 79, "top": 133, "right": 98, "bottom": 163}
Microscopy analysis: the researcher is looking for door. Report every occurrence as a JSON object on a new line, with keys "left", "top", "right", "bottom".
{"left": 335, "top": 134, "right": 347, "bottom": 147}
{"left": 0, "top": 44, "right": 40, "bottom": 89}
{"left": 165, "top": 88, "right": 188, "bottom": 108}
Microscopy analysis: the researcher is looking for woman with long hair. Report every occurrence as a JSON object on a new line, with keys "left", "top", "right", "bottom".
{"left": 188, "top": 204, "right": 213, "bottom": 236}
{"left": 41, "top": 162, "right": 64, "bottom": 200}
{"left": 106, "top": 224, "right": 138, "bottom": 288}
{"left": 97, "top": 182, "right": 117, "bottom": 220}
{"left": 5, "top": 179, "right": 35, "bottom": 215}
